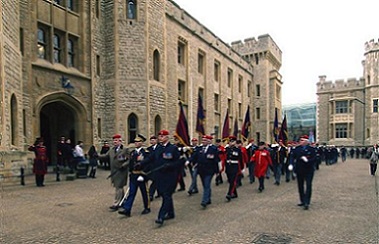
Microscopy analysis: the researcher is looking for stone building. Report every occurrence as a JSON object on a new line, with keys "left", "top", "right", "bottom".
{"left": 0, "top": 0, "right": 282, "bottom": 173}
{"left": 316, "top": 39, "right": 379, "bottom": 147}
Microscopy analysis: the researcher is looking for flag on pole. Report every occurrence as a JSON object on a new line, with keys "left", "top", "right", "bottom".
{"left": 174, "top": 102, "right": 190, "bottom": 147}
{"left": 233, "top": 116, "right": 238, "bottom": 137}
{"left": 279, "top": 114, "right": 288, "bottom": 146}
{"left": 195, "top": 94, "right": 206, "bottom": 136}
{"left": 222, "top": 109, "right": 230, "bottom": 141}
{"left": 241, "top": 105, "right": 251, "bottom": 141}
{"left": 273, "top": 109, "right": 279, "bottom": 143}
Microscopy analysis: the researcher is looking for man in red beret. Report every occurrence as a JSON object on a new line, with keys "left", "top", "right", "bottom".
{"left": 98, "top": 134, "right": 130, "bottom": 211}
{"left": 290, "top": 135, "right": 317, "bottom": 210}
{"left": 139, "top": 129, "right": 182, "bottom": 225}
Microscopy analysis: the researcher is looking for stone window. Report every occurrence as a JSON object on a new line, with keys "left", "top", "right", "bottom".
{"left": 198, "top": 51, "right": 205, "bottom": 74}
{"left": 256, "top": 107, "right": 261, "bottom": 120}
{"left": 37, "top": 27, "right": 47, "bottom": 59}
{"left": 238, "top": 103, "right": 242, "bottom": 119}
{"left": 335, "top": 123, "right": 348, "bottom": 138}
{"left": 373, "top": 99, "right": 378, "bottom": 113}
{"left": 128, "top": 113, "right": 138, "bottom": 144}
{"left": 238, "top": 75, "right": 243, "bottom": 93}
{"left": 228, "top": 99, "right": 232, "bottom": 115}
{"left": 178, "top": 41, "right": 186, "bottom": 65}
{"left": 53, "top": 33, "right": 62, "bottom": 63}
{"left": 96, "top": 55, "right": 101, "bottom": 76}
{"left": 95, "top": 0, "right": 100, "bottom": 18}
{"left": 214, "top": 93, "right": 219, "bottom": 112}
{"left": 67, "top": 37, "right": 76, "bottom": 67}
{"left": 154, "top": 115, "right": 162, "bottom": 136}
{"left": 127, "top": 0, "right": 137, "bottom": 19}
{"left": 247, "top": 80, "right": 252, "bottom": 97}
{"left": 153, "top": 49, "right": 160, "bottom": 81}
{"left": 20, "top": 28, "right": 24, "bottom": 55}
{"left": 256, "top": 84, "right": 260, "bottom": 97}
{"left": 67, "top": 0, "right": 74, "bottom": 11}
{"left": 335, "top": 101, "right": 348, "bottom": 114}
{"left": 214, "top": 60, "right": 220, "bottom": 82}
{"left": 11, "top": 94, "right": 18, "bottom": 146}
{"left": 178, "top": 80, "right": 186, "bottom": 102}
{"left": 227, "top": 68, "right": 233, "bottom": 88}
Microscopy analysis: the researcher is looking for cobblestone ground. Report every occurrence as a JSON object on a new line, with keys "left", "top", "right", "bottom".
{"left": 1, "top": 158, "right": 378, "bottom": 243}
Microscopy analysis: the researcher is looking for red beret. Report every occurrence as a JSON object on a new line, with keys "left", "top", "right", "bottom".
{"left": 112, "top": 134, "right": 122, "bottom": 139}
{"left": 300, "top": 135, "right": 309, "bottom": 140}
{"left": 191, "top": 138, "right": 198, "bottom": 141}
{"left": 202, "top": 135, "right": 213, "bottom": 140}
{"left": 228, "top": 135, "right": 237, "bottom": 141}
{"left": 158, "top": 130, "right": 170, "bottom": 136}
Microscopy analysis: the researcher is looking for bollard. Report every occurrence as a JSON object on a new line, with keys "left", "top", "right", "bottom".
{"left": 20, "top": 167, "right": 25, "bottom": 185}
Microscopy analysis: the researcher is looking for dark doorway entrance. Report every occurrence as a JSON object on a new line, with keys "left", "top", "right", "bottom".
{"left": 40, "top": 102, "right": 76, "bottom": 165}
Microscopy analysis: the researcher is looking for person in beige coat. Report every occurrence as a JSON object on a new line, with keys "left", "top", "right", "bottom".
{"left": 99, "top": 134, "right": 130, "bottom": 211}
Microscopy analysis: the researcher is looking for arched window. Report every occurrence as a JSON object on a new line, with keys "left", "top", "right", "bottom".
{"left": 53, "top": 34, "right": 61, "bottom": 63}
{"left": 154, "top": 115, "right": 162, "bottom": 136}
{"left": 153, "top": 49, "right": 160, "bottom": 81}
{"left": 128, "top": 113, "right": 138, "bottom": 143}
{"left": 67, "top": 38, "right": 75, "bottom": 67}
{"left": 37, "top": 28, "right": 46, "bottom": 59}
{"left": 127, "top": 0, "right": 136, "bottom": 19}
{"left": 11, "top": 94, "right": 18, "bottom": 146}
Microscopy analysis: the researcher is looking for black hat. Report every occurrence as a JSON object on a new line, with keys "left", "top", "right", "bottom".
{"left": 134, "top": 134, "right": 146, "bottom": 142}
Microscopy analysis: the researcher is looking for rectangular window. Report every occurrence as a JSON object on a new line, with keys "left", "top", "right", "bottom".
{"left": 96, "top": 55, "right": 101, "bottom": 76}
{"left": 227, "top": 68, "right": 233, "bottom": 88}
{"left": 67, "top": 35, "right": 77, "bottom": 67}
{"left": 20, "top": 28, "right": 24, "bottom": 55}
{"left": 373, "top": 99, "right": 378, "bottom": 113}
{"left": 335, "top": 123, "right": 348, "bottom": 138}
{"left": 37, "top": 23, "right": 49, "bottom": 60}
{"left": 214, "top": 60, "right": 220, "bottom": 82}
{"left": 238, "top": 103, "right": 242, "bottom": 119}
{"left": 238, "top": 75, "right": 243, "bottom": 93}
{"left": 95, "top": 0, "right": 100, "bottom": 18}
{"left": 178, "top": 80, "right": 186, "bottom": 102}
{"left": 178, "top": 41, "right": 186, "bottom": 65}
{"left": 67, "top": 0, "right": 74, "bottom": 11}
{"left": 97, "top": 118, "right": 102, "bottom": 138}
{"left": 214, "top": 94, "right": 219, "bottom": 112}
{"left": 256, "top": 84, "right": 260, "bottom": 97}
{"left": 198, "top": 51, "right": 204, "bottom": 74}
{"left": 335, "top": 101, "right": 348, "bottom": 114}
{"left": 256, "top": 107, "right": 260, "bottom": 120}
{"left": 53, "top": 31, "right": 64, "bottom": 64}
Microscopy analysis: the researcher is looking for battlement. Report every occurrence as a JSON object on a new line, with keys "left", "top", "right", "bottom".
{"left": 364, "top": 38, "right": 379, "bottom": 53}
{"left": 317, "top": 75, "right": 364, "bottom": 91}
{"left": 230, "top": 34, "right": 282, "bottom": 64}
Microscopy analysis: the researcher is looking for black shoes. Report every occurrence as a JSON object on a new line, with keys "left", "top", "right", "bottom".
{"left": 141, "top": 208, "right": 151, "bottom": 215}
{"left": 118, "top": 209, "right": 131, "bottom": 217}
{"left": 177, "top": 188, "right": 185, "bottom": 192}
{"left": 109, "top": 205, "right": 119, "bottom": 211}
{"left": 297, "top": 203, "right": 305, "bottom": 206}
{"left": 303, "top": 205, "right": 309, "bottom": 210}
{"left": 164, "top": 214, "right": 175, "bottom": 220}
{"left": 201, "top": 202, "right": 207, "bottom": 208}
{"left": 155, "top": 218, "right": 164, "bottom": 225}
{"left": 188, "top": 190, "right": 199, "bottom": 195}
{"left": 225, "top": 195, "right": 232, "bottom": 201}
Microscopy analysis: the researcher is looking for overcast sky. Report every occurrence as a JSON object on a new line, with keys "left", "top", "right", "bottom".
{"left": 173, "top": 0, "right": 379, "bottom": 105}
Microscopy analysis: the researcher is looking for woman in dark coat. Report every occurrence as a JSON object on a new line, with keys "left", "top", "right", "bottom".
{"left": 28, "top": 137, "right": 49, "bottom": 187}
{"left": 88, "top": 145, "right": 98, "bottom": 178}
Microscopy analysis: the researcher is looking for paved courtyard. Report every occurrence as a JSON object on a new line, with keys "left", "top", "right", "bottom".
{"left": 1, "top": 158, "right": 378, "bottom": 243}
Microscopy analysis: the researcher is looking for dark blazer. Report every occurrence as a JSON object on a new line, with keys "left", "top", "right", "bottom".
{"left": 190, "top": 144, "right": 220, "bottom": 176}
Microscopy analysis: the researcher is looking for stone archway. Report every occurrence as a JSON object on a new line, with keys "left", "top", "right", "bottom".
{"left": 36, "top": 93, "right": 88, "bottom": 164}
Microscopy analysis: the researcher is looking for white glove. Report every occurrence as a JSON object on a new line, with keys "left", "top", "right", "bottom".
{"left": 183, "top": 147, "right": 188, "bottom": 152}
{"left": 288, "top": 164, "right": 293, "bottom": 171}
{"left": 185, "top": 160, "right": 190, "bottom": 166}
{"left": 137, "top": 176, "right": 144, "bottom": 182}
{"left": 241, "top": 169, "right": 245, "bottom": 174}
{"left": 301, "top": 156, "right": 308, "bottom": 162}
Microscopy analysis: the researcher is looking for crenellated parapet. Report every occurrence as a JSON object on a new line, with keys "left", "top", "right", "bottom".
{"left": 230, "top": 34, "right": 282, "bottom": 67}
{"left": 317, "top": 75, "right": 364, "bottom": 92}
{"left": 364, "top": 39, "right": 379, "bottom": 54}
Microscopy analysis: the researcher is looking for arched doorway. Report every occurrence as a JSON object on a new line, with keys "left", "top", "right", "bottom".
{"left": 36, "top": 93, "right": 88, "bottom": 165}
{"left": 40, "top": 102, "right": 76, "bottom": 164}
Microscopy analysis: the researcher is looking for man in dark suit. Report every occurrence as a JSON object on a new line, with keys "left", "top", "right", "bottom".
{"left": 291, "top": 135, "right": 317, "bottom": 210}
{"left": 189, "top": 135, "right": 219, "bottom": 208}
{"left": 141, "top": 130, "right": 181, "bottom": 226}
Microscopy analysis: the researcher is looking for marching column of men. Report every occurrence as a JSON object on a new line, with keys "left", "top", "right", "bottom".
{"left": 101, "top": 131, "right": 334, "bottom": 226}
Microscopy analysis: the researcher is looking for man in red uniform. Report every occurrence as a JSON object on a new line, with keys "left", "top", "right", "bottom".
{"left": 28, "top": 137, "right": 49, "bottom": 187}
{"left": 250, "top": 141, "right": 272, "bottom": 192}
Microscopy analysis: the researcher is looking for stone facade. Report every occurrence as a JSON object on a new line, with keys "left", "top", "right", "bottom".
{"left": 0, "top": 0, "right": 282, "bottom": 176}
{"left": 317, "top": 39, "right": 379, "bottom": 146}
